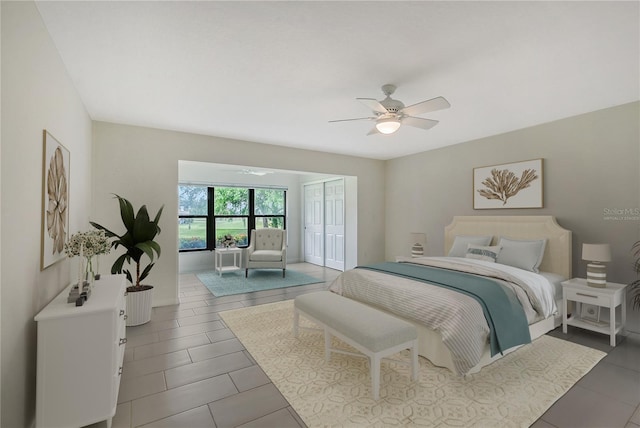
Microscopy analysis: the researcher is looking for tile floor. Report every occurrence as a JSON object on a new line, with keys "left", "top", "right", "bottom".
{"left": 88, "top": 263, "right": 640, "bottom": 428}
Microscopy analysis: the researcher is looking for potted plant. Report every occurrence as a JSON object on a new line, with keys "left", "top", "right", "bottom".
{"left": 630, "top": 240, "right": 640, "bottom": 311}
{"left": 91, "top": 194, "right": 163, "bottom": 326}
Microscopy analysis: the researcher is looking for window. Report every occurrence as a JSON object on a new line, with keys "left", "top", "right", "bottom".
{"left": 178, "top": 186, "right": 208, "bottom": 250}
{"left": 254, "top": 188, "right": 285, "bottom": 230}
{"left": 213, "top": 187, "right": 249, "bottom": 247}
{"left": 178, "top": 185, "right": 286, "bottom": 251}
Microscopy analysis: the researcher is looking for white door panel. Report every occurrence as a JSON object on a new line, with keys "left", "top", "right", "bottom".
{"left": 324, "top": 179, "right": 345, "bottom": 271}
{"left": 304, "top": 183, "right": 324, "bottom": 266}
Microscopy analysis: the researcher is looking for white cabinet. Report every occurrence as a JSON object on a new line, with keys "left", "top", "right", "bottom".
{"left": 35, "top": 275, "right": 127, "bottom": 428}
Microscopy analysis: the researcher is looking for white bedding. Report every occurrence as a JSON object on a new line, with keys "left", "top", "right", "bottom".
{"left": 328, "top": 257, "right": 559, "bottom": 374}
{"left": 409, "top": 257, "right": 559, "bottom": 320}
{"left": 539, "top": 271, "right": 566, "bottom": 300}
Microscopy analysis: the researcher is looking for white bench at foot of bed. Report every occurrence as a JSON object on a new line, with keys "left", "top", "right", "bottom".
{"left": 293, "top": 291, "right": 419, "bottom": 400}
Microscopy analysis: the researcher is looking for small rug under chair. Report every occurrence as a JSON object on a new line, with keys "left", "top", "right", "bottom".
{"left": 219, "top": 300, "right": 606, "bottom": 427}
{"left": 197, "top": 269, "right": 324, "bottom": 297}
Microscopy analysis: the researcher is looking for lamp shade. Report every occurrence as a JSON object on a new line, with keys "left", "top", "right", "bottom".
{"left": 376, "top": 118, "right": 401, "bottom": 134}
{"left": 582, "top": 244, "right": 611, "bottom": 263}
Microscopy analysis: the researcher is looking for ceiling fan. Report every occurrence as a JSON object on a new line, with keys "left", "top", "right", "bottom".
{"left": 329, "top": 84, "right": 450, "bottom": 135}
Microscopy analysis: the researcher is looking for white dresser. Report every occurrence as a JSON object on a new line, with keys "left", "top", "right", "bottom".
{"left": 35, "top": 275, "right": 127, "bottom": 428}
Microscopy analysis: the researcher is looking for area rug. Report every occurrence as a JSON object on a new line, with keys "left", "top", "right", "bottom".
{"left": 196, "top": 269, "right": 324, "bottom": 297}
{"left": 220, "top": 300, "right": 606, "bottom": 428}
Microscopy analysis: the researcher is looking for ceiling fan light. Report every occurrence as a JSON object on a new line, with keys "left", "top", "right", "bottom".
{"left": 375, "top": 118, "right": 401, "bottom": 134}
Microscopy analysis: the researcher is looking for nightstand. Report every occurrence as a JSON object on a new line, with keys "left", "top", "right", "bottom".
{"left": 561, "top": 277, "right": 628, "bottom": 346}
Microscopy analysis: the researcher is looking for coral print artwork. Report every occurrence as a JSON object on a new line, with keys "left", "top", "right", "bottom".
{"left": 473, "top": 159, "right": 543, "bottom": 209}
{"left": 41, "top": 130, "right": 70, "bottom": 269}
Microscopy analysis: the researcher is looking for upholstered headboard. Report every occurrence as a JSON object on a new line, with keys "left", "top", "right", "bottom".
{"left": 444, "top": 216, "right": 572, "bottom": 279}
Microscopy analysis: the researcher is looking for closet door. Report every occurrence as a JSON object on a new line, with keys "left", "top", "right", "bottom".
{"left": 324, "top": 179, "right": 345, "bottom": 271}
{"left": 303, "top": 183, "right": 324, "bottom": 266}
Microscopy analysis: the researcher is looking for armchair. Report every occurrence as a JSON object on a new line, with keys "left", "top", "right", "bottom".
{"left": 245, "top": 229, "right": 287, "bottom": 277}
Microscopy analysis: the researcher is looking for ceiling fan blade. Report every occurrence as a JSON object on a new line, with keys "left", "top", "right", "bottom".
{"left": 328, "top": 117, "right": 374, "bottom": 123}
{"left": 401, "top": 96, "right": 451, "bottom": 117}
{"left": 356, "top": 98, "right": 388, "bottom": 114}
{"left": 402, "top": 116, "right": 439, "bottom": 130}
{"left": 366, "top": 126, "right": 379, "bottom": 136}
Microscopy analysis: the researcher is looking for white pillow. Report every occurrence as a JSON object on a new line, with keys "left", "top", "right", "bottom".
{"left": 448, "top": 235, "right": 493, "bottom": 257}
{"left": 465, "top": 244, "right": 502, "bottom": 262}
{"left": 496, "top": 237, "right": 547, "bottom": 272}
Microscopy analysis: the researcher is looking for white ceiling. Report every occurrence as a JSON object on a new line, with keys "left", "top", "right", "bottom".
{"left": 35, "top": 1, "right": 639, "bottom": 160}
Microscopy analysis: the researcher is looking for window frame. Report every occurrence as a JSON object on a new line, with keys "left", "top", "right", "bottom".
{"left": 178, "top": 185, "right": 286, "bottom": 252}
{"left": 177, "top": 185, "right": 209, "bottom": 252}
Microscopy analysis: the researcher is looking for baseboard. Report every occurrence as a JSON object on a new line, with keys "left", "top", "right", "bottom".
{"left": 153, "top": 297, "right": 180, "bottom": 307}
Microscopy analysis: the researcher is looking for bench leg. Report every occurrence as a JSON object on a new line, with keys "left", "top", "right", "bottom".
{"left": 411, "top": 341, "right": 419, "bottom": 381}
{"left": 371, "top": 354, "right": 381, "bottom": 400}
{"left": 324, "top": 329, "right": 331, "bottom": 363}
{"left": 293, "top": 309, "right": 299, "bottom": 337}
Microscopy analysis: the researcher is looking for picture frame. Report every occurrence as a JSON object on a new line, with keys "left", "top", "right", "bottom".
{"left": 473, "top": 158, "right": 543, "bottom": 209}
{"left": 580, "top": 303, "right": 603, "bottom": 324}
{"left": 41, "top": 130, "right": 70, "bottom": 270}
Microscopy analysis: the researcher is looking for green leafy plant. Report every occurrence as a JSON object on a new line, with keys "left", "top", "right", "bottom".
{"left": 630, "top": 240, "right": 640, "bottom": 310}
{"left": 90, "top": 195, "right": 163, "bottom": 291}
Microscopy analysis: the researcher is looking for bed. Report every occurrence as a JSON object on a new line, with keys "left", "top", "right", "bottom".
{"left": 328, "top": 216, "right": 572, "bottom": 375}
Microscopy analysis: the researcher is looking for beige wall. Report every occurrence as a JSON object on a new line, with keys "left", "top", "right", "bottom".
{"left": 1, "top": 2, "right": 93, "bottom": 427}
{"left": 92, "top": 122, "right": 385, "bottom": 306}
{"left": 385, "top": 101, "right": 640, "bottom": 331}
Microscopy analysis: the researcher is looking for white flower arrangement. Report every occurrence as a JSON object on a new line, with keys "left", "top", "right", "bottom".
{"left": 220, "top": 234, "right": 236, "bottom": 248}
{"left": 64, "top": 229, "right": 111, "bottom": 258}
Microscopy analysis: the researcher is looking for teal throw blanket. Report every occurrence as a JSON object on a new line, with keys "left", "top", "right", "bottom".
{"left": 358, "top": 262, "right": 531, "bottom": 356}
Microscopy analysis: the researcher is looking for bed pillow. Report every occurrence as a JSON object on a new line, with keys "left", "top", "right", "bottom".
{"left": 496, "top": 237, "right": 547, "bottom": 272}
{"left": 448, "top": 235, "right": 493, "bottom": 257}
{"left": 465, "top": 244, "right": 502, "bottom": 262}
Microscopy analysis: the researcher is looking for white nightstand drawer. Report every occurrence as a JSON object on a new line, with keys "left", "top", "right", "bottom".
{"left": 564, "top": 288, "right": 610, "bottom": 306}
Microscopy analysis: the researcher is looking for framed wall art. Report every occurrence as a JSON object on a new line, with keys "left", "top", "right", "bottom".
{"left": 473, "top": 158, "right": 543, "bottom": 209}
{"left": 41, "top": 130, "right": 70, "bottom": 270}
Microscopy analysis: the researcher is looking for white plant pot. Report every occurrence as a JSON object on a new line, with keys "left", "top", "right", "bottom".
{"left": 126, "top": 286, "right": 153, "bottom": 326}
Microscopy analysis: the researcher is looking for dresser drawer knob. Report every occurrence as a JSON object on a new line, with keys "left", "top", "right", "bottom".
{"left": 124, "top": 315, "right": 128, "bottom": 320}
{"left": 119, "top": 338, "right": 127, "bottom": 346}
{"left": 118, "top": 366, "right": 123, "bottom": 376}
{"left": 120, "top": 309, "right": 125, "bottom": 316}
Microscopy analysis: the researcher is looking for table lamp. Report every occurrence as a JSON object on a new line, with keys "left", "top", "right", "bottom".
{"left": 582, "top": 243, "right": 611, "bottom": 288}
{"left": 410, "top": 233, "right": 426, "bottom": 258}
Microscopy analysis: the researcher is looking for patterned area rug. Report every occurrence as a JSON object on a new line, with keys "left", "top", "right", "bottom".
{"left": 197, "top": 269, "right": 323, "bottom": 297}
{"left": 220, "top": 300, "right": 606, "bottom": 428}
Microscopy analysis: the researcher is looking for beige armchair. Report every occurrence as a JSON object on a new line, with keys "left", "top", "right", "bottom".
{"left": 245, "top": 229, "right": 287, "bottom": 277}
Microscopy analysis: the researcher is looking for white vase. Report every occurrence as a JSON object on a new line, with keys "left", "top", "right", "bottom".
{"left": 126, "top": 286, "right": 153, "bottom": 326}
